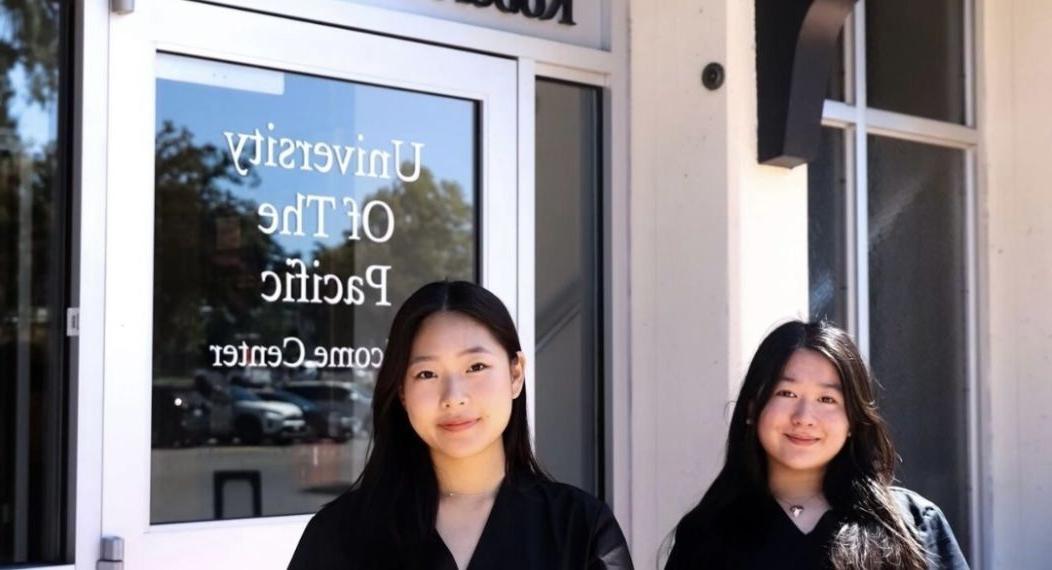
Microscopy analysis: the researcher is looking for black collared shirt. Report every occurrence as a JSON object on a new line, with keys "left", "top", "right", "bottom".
{"left": 288, "top": 475, "right": 633, "bottom": 570}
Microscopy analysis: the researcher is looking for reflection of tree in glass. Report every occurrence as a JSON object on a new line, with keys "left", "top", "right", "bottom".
{"left": 0, "top": 1, "right": 65, "bottom": 563}
{"left": 153, "top": 121, "right": 292, "bottom": 376}
{"left": 0, "top": 0, "right": 61, "bottom": 321}
{"left": 309, "top": 165, "right": 474, "bottom": 349}
{"left": 0, "top": 141, "right": 58, "bottom": 317}
{"left": 0, "top": 0, "right": 60, "bottom": 121}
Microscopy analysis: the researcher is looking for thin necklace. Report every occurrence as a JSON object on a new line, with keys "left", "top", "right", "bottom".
{"left": 440, "top": 484, "right": 501, "bottom": 498}
{"left": 774, "top": 492, "right": 823, "bottom": 518}
{"left": 442, "top": 489, "right": 494, "bottom": 498}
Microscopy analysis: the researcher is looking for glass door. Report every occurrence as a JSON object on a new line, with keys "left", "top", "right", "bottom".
{"left": 102, "top": 1, "right": 519, "bottom": 567}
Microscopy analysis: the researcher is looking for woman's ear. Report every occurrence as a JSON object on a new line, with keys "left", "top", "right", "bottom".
{"left": 510, "top": 351, "right": 526, "bottom": 399}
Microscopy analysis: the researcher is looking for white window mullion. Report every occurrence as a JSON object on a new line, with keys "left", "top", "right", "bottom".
{"left": 964, "top": 0, "right": 976, "bottom": 128}
{"left": 842, "top": 128, "right": 858, "bottom": 337}
{"left": 963, "top": 147, "right": 982, "bottom": 568}
{"left": 843, "top": 10, "right": 857, "bottom": 105}
{"left": 852, "top": 0, "right": 870, "bottom": 359}
{"left": 864, "top": 108, "right": 978, "bottom": 149}
{"left": 821, "top": 100, "right": 857, "bottom": 128}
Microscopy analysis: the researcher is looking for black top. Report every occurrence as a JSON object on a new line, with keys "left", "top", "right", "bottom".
{"left": 665, "top": 487, "right": 969, "bottom": 570}
{"left": 288, "top": 474, "right": 633, "bottom": 570}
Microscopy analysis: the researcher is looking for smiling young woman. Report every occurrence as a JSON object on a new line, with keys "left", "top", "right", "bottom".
{"left": 664, "top": 321, "right": 969, "bottom": 570}
{"left": 288, "top": 280, "right": 632, "bottom": 569}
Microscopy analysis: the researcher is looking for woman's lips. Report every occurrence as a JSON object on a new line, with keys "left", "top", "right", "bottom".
{"left": 785, "top": 434, "right": 820, "bottom": 445}
{"left": 439, "top": 418, "right": 480, "bottom": 432}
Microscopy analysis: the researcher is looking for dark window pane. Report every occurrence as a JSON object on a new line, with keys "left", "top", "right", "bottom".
{"left": 867, "top": 0, "right": 966, "bottom": 123}
{"left": 867, "top": 135, "right": 970, "bottom": 559}
{"left": 534, "top": 80, "right": 602, "bottom": 495}
{"left": 808, "top": 127, "right": 849, "bottom": 328}
{"left": 826, "top": 30, "right": 847, "bottom": 102}
{"left": 0, "top": 0, "right": 70, "bottom": 565}
{"left": 152, "top": 54, "right": 477, "bottom": 523}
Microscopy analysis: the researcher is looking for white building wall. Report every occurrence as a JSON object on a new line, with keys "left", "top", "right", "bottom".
{"left": 981, "top": 0, "right": 1052, "bottom": 567}
{"left": 627, "top": 0, "right": 809, "bottom": 564}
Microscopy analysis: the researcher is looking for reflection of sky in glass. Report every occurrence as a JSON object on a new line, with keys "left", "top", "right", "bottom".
{"left": 7, "top": 65, "right": 57, "bottom": 154}
{"left": 156, "top": 55, "right": 474, "bottom": 259}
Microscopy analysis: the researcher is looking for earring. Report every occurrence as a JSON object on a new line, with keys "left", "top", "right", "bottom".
{"left": 745, "top": 418, "right": 753, "bottom": 425}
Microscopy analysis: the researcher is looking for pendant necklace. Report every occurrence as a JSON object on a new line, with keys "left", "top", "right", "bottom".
{"left": 775, "top": 493, "right": 822, "bottom": 518}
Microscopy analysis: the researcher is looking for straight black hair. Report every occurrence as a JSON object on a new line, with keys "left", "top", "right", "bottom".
{"left": 351, "top": 280, "right": 547, "bottom": 548}
{"left": 671, "top": 321, "right": 928, "bottom": 569}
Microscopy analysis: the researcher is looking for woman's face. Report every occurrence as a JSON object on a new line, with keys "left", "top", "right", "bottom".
{"left": 757, "top": 348, "right": 850, "bottom": 476}
{"left": 401, "top": 311, "right": 524, "bottom": 462}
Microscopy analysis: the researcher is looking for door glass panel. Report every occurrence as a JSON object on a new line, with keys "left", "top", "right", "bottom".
{"left": 867, "top": 135, "right": 970, "bottom": 558}
{"left": 152, "top": 54, "right": 477, "bottom": 523}
{"left": 0, "top": 0, "right": 70, "bottom": 564}
{"left": 534, "top": 79, "right": 602, "bottom": 495}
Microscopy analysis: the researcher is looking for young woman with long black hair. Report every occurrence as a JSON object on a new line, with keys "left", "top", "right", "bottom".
{"left": 289, "top": 280, "right": 632, "bottom": 569}
{"left": 665, "top": 321, "right": 968, "bottom": 569}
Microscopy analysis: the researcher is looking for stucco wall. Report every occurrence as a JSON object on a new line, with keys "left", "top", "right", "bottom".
{"left": 627, "top": 0, "right": 809, "bottom": 564}
{"left": 981, "top": 0, "right": 1052, "bottom": 567}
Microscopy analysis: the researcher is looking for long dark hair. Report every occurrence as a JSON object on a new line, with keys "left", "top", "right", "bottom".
{"left": 673, "top": 321, "right": 928, "bottom": 569}
{"left": 351, "top": 280, "right": 547, "bottom": 547}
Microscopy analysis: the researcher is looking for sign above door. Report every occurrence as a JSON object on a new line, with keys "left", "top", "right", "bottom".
{"left": 343, "top": 0, "right": 604, "bottom": 49}
{"left": 451, "top": 0, "right": 576, "bottom": 25}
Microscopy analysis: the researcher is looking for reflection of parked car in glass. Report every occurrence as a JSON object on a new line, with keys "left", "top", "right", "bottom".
{"left": 282, "top": 381, "right": 373, "bottom": 437}
{"left": 229, "top": 386, "right": 307, "bottom": 445}
{"left": 255, "top": 389, "right": 355, "bottom": 442}
{"left": 152, "top": 386, "right": 209, "bottom": 448}
{"left": 228, "top": 367, "right": 275, "bottom": 388}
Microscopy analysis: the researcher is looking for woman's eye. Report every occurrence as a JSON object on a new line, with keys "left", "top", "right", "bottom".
{"left": 468, "top": 362, "right": 489, "bottom": 373}
{"left": 414, "top": 370, "right": 437, "bottom": 380}
{"left": 819, "top": 395, "right": 838, "bottom": 404}
{"left": 775, "top": 389, "right": 796, "bottom": 398}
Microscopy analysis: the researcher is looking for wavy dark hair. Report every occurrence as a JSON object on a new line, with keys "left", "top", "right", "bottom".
{"left": 351, "top": 280, "right": 547, "bottom": 548}
{"left": 669, "top": 321, "right": 928, "bottom": 569}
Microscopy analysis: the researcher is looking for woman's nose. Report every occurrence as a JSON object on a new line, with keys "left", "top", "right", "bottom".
{"left": 440, "top": 374, "right": 469, "bottom": 408}
{"left": 791, "top": 400, "right": 816, "bottom": 426}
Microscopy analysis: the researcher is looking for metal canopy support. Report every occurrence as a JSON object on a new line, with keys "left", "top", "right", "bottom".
{"left": 755, "top": 0, "right": 857, "bottom": 168}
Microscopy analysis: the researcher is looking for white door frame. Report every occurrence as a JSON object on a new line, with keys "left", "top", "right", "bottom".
{"left": 100, "top": 1, "right": 523, "bottom": 567}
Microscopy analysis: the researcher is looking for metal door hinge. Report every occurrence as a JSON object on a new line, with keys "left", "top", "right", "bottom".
{"left": 66, "top": 308, "right": 80, "bottom": 337}
{"left": 111, "top": 0, "right": 134, "bottom": 14}
{"left": 98, "top": 536, "right": 124, "bottom": 570}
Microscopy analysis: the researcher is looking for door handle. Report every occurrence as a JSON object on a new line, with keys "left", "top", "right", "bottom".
{"left": 97, "top": 536, "right": 124, "bottom": 570}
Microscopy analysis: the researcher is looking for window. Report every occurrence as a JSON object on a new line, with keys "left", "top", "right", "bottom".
{"left": 534, "top": 79, "right": 603, "bottom": 496}
{"left": 808, "top": 0, "right": 976, "bottom": 561}
{"left": 151, "top": 54, "right": 478, "bottom": 523}
{"left": 0, "top": 0, "right": 71, "bottom": 564}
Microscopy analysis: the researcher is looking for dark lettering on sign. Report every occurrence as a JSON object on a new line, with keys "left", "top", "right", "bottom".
{"left": 454, "top": 0, "right": 576, "bottom": 26}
